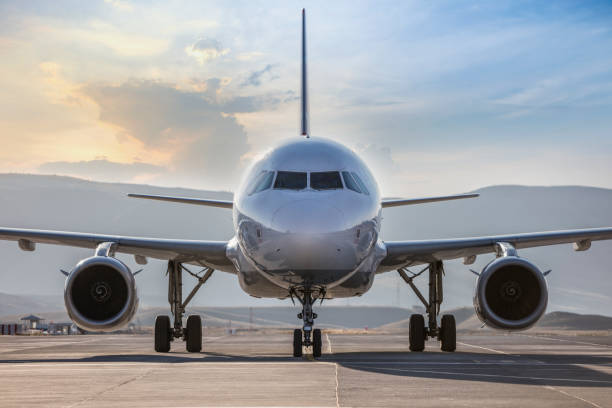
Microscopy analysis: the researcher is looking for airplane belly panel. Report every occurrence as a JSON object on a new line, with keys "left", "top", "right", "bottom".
{"left": 227, "top": 235, "right": 386, "bottom": 298}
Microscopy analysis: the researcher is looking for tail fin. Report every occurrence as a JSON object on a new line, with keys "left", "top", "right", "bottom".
{"left": 300, "top": 8, "right": 309, "bottom": 138}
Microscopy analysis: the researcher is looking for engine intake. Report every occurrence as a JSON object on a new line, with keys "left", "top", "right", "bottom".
{"left": 64, "top": 256, "right": 138, "bottom": 332}
{"left": 474, "top": 256, "right": 547, "bottom": 330}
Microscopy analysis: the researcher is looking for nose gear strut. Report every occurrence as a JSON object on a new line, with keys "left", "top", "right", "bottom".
{"left": 291, "top": 287, "right": 323, "bottom": 357}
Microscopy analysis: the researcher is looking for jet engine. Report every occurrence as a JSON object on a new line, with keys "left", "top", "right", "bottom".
{"left": 64, "top": 256, "right": 138, "bottom": 332}
{"left": 474, "top": 255, "right": 548, "bottom": 330}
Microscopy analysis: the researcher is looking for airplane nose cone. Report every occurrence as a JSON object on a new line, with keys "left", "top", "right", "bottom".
{"left": 271, "top": 199, "right": 346, "bottom": 234}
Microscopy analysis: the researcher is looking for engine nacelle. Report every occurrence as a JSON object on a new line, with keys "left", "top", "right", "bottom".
{"left": 474, "top": 256, "right": 548, "bottom": 330}
{"left": 64, "top": 256, "right": 138, "bottom": 332}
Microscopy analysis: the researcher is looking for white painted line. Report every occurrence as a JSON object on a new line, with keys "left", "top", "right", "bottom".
{"left": 0, "top": 338, "right": 100, "bottom": 353}
{"left": 334, "top": 363, "right": 340, "bottom": 408}
{"left": 0, "top": 361, "right": 326, "bottom": 368}
{"left": 545, "top": 386, "right": 604, "bottom": 408}
{"left": 335, "top": 361, "right": 578, "bottom": 366}
{"left": 326, "top": 333, "right": 333, "bottom": 354}
{"left": 517, "top": 334, "right": 612, "bottom": 348}
{"left": 346, "top": 364, "right": 612, "bottom": 385}
{"left": 204, "top": 335, "right": 228, "bottom": 341}
{"left": 457, "top": 341, "right": 509, "bottom": 354}
{"left": 3, "top": 359, "right": 603, "bottom": 373}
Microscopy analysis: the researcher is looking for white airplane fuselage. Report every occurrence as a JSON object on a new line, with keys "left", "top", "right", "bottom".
{"left": 227, "top": 137, "right": 387, "bottom": 299}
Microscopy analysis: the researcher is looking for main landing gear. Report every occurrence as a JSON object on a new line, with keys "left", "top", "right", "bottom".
{"left": 154, "top": 260, "right": 214, "bottom": 353}
{"left": 291, "top": 288, "right": 323, "bottom": 358}
{"left": 398, "top": 261, "right": 456, "bottom": 352}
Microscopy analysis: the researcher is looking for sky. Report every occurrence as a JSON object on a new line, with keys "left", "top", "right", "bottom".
{"left": 1, "top": 0, "right": 611, "bottom": 196}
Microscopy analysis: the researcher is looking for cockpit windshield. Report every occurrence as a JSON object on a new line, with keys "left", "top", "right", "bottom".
{"left": 248, "top": 170, "right": 275, "bottom": 195}
{"left": 351, "top": 172, "right": 369, "bottom": 195}
{"left": 274, "top": 171, "right": 307, "bottom": 190}
{"left": 341, "top": 171, "right": 361, "bottom": 193}
{"left": 252, "top": 169, "right": 368, "bottom": 194}
{"left": 311, "top": 171, "right": 342, "bottom": 190}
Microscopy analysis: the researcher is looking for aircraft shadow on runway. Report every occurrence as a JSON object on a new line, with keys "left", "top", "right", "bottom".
{"left": 2, "top": 351, "right": 611, "bottom": 387}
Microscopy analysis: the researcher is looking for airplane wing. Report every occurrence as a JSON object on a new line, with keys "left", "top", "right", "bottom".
{"left": 0, "top": 227, "right": 234, "bottom": 272}
{"left": 127, "top": 193, "right": 233, "bottom": 209}
{"left": 381, "top": 193, "right": 479, "bottom": 208}
{"left": 378, "top": 227, "right": 612, "bottom": 272}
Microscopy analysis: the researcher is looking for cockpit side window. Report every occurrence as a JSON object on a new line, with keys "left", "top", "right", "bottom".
{"left": 311, "top": 171, "right": 343, "bottom": 190}
{"left": 274, "top": 171, "right": 307, "bottom": 190}
{"left": 248, "top": 170, "right": 275, "bottom": 195}
{"left": 351, "top": 172, "right": 370, "bottom": 195}
{"left": 341, "top": 171, "right": 362, "bottom": 193}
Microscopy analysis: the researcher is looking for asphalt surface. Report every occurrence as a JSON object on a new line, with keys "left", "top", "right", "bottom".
{"left": 1, "top": 330, "right": 611, "bottom": 407}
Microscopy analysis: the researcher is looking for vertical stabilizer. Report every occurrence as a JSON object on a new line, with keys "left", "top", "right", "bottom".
{"left": 300, "top": 8, "right": 309, "bottom": 138}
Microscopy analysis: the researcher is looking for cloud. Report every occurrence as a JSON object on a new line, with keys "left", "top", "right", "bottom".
{"left": 185, "top": 38, "right": 229, "bottom": 64}
{"left": 81, "top": 79, "right": 282, "bottom": 189}
{"left": 104, "top": 0, "right": 133, "bottom": 12}
{"left": 38, "top": 159, "right": 164, "bottom": 182}
{"left": 354, "top": 143, "right": 401, "bottom": 195}
{"left": 241, "top": 64, "right": 277, "bottom": 87}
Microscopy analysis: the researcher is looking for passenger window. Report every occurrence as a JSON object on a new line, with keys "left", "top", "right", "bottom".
{"left": 342, "top": 171, "right": 362, "bottom": 193}
{"left": 351, "top": 172, "right": 369, "bottom": 195}
{"left": 274, "top": 171, "right": 307, "bottom": 190}
{"left": 311, "top": 171, "right": 343, "bottom": 190}
{"left": 248, "top": 171, "right": 275, "bottom": 195}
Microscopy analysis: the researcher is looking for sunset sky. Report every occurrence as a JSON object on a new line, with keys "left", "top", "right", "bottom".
{"left": 1, "top": 0, "right": 611, "bottom": 195}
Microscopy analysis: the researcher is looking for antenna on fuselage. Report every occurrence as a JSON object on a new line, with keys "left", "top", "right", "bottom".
{"left": 300, "top": 8, "right": 309, "bottom": 138}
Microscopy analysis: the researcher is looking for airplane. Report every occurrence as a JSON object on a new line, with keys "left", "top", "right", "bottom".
{"left": 1, "top": 9, "right": 612, "bottom": 358}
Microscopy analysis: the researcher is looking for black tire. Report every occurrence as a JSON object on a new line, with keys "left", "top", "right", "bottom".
{"left": 154, "top": 315, "right": 171, "bottom": 352}
{"left": 186, "top": 315, "right": 202, "bottom": 353}
{"left": 312, "top": 328, "right": 322, "bottom": 358}
{"left": 440, "top": 314, "right": 456, "bottom": 352}
{"left": 293, "top": 329, "right": 303, "bottom": 357}
{"left": 409, "top": 314, "right": 425, "bottom": 352}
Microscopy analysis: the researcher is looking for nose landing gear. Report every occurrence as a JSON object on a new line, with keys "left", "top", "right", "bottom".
{"left": 291, "top": 288, "right": 323, "bottom": 358}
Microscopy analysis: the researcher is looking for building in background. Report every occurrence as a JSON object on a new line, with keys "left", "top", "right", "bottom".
{"left": 20, "top": 315, "right": 45, "bottom": 330}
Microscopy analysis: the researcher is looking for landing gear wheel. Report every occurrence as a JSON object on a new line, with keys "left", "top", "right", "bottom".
{"left": 409, "top": 314, "right": 425, "bottom": 352}
{"left": 154, "top": 315, "right": 171, "bottom": 352}
{"left": 293, "top": 329, "right": 303, "bottom": 357}
{"left": 312, "top": 328, "right": 322, "bottom": 358}
{"left": 186, "top": 315, "right": 202, "bottom": 353}
{"left": 440, "top": 314, "right": 456, "bottom": 352}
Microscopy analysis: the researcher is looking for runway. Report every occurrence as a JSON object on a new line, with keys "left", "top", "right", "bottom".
{"left": 1, "top": 331, "right": 612, "bottom": 407}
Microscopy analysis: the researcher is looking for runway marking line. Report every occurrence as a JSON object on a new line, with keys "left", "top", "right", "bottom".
{"left": 517, "top": 334, "right": 612, "bottom": 349}
{"left": 203, "top": 335, "right": 229, "bottom": 341}
{"left": 326, "top": 333, "right": 333, "bottom": 354}
{"left": 544, "top": 385, "right": 603, "bottom": 408}
{"left": 334, "top": 362, "right": 340, "bottom": 408}
{"left": 66, "top": 367, "right": 156, "bottom": 408}
{"left": 3, "top": 360, "right": 610, "bottom": 369}
{"left": 343, "top": 364, "right": 612, "bottom": 385}
{"left": 457, "top": 341, "right": 508, "bottom": 354}
{"left": 0, "top": 338, "right": 100, "bottom": 354}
